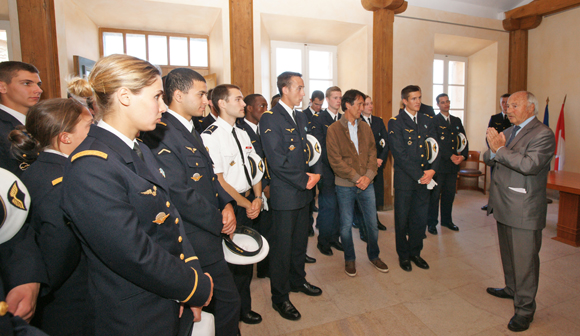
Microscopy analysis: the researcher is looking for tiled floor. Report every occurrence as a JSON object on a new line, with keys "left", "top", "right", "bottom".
{"left": 240, "top": 190, "right": 580, "bottom": 335}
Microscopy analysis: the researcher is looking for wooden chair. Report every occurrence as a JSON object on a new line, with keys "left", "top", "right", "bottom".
{"left": 456, "top": 150, "right": 486, "bottom": 194}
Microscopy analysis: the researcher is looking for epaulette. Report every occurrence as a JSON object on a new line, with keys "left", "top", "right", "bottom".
{"left": 203, "top": 125, "right": 218, "bottom": 134}
{"left": 263, "top": 111, "right": 273, "bottom": 114}
{"left": 390, "top": 117, "right": 396, "bottom": 120}
{"left": 52, "top": 177, "right": 63, "bottom": 186}
{"left": 136, "top": 138, "right": 143, "bottom": 142}
{"left": 429, "top": 116, "right": 433, "bottom": 118}
{"left": 313, "top": 114, "right": 319, "bottom": 117}
{"left": 157, "top": 121, "right": 167, "bottom": 126}
{"left": 71, "top": 150, "right": 108, "bottom": 162}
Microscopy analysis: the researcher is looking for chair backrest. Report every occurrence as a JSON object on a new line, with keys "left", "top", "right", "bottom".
{"left": 460, "top": 151, "right": 481, "bottom": 169}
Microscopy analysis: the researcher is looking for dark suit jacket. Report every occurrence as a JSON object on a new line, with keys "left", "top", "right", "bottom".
{"left": 361, "top": 115, "right": 389, "bottom": 163}
{"left": 388, "top": 111, "right": 440, "bottom": 190}
{"left": 419, "top": 103, "right": 435, "bottom": 117}
{"left": 196, "top": 113, "right": 217, "bottom": 134}
{"left": 0, "top": 108, "right": 47, "bottom": 295}
{"left": 433, "top": 113, "right": 469, "bottom": 174}
{"left": 311, "top": 109, "right": 341, "bottom": 183}
{"left": 22, "top": 152, "right": 91, "bottom": 335}
{"left": 302, "top": 107, "right": 315, "bottom": 125}
{"left": 62, "top": 125, "right": 211, "bottom": 336}
{"left": 484, "top": 118, "right": 555, "bottom": 230}
{"left": 141, "top": 113, "right": 233, "bottom": 267}
{"left": 488, "top": 112, "right": 512, "bottom": 133}
{"left": 260, "top": 103, "right": 322, "bottom": 210}
{"left": 237, "top": 119, "right": 269, "bottom": 187}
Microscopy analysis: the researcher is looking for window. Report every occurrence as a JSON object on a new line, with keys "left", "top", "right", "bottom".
{"left": 433, "top": 55, "right": 467, "bottom": 122}
{"left": 271, "top": 41, "right": 337, "bottom": 109}
{"left": 100, "top": 28, "right": 209, "bottom": 70}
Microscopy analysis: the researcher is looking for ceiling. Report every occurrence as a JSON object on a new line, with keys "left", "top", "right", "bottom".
{"left": 407, "top": 0, "right": 534, "bottom": 19}
{"left": 434, "top": 34, "right": 496, "bottom": 57}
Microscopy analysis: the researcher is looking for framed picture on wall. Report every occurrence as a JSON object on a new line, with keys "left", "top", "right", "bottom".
{"left": 73, "top": 55, "right": 96, "bottom": 79}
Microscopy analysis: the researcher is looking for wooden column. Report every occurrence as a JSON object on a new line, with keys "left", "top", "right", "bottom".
{"left": 229, "top": 0, "right": 254, "bottom": 95}
{"left": 17, "top": 0, "right": 61, "bottom": 99}
{"left": 363, "top": 0, "right": 407, "bottom": 210}
{"left": 503, "top": 16, "right": 541, "bottom": 93}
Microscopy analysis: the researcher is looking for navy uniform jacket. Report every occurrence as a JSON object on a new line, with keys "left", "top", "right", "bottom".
{"left": 260, "top": 103, "right": 322, "bottom": 210}
{"left": 141, "top": 112, "right": 233, "bottom": 268}
{"left": 388, "top": 111, "right": 440, "bottom": 190}
{"left": 433, "top": 113, "right": 469, "bottom": 174}
{"left": 196, "top": 113, "right": 217, "bottom": 134}
{"left": 419, "top": 104, "right": 435, "bottom": 117}
{"left": 237, "top": 119, "right": 270, "bottom": 187}
{"left": 61, "top": 125, "right": 211, "bottom": 336}
{"left": 302, "top": 107, "right": 315, "bottom": 124}
{"left": 488, "top": 112, "right": 512, "bottom": 133}
{"left": 0, "top": 276, "right": 48, "bottom": 336}
{"left": 21, "top": 152, "right": 91, "bottom": 335}
{"left": 0, "top": 108, "right": 47, "bottom": 296}
{"left": 311, "top": 109, "right": 341, "bottom": 183}
{"left": 362, "top": 115, "right": 389, "bottom": 162}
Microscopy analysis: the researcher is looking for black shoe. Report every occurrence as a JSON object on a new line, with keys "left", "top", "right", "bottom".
{"left": 329, "top": 241, "right": 344, "bottom": 251}
{"left": 291, "top": 282, "right": 322, "bottom": 296}
{"left": 377, "top": 220, "right": 387, "bottom": 231}
{"left": 442, "top": 223, "right": 459, "bottom": 231}
{"left": 508, "top": 314, "right": 533, "bottom": 332}
{"left": 409, "top": 256, "right": 429, "bottom": 269}
{"left": 305, "top": 254, "right": 316, "bottom": 263}
{"left": 317, "top": 243, "right": 333, "bottom": 256}
{"left": 481, "top": 204, "right": 488, "bottom": 211}
{"left": 272, "top": 301, "right": 301, "bottom": 321}
{"left": 399, "top": 259, "right": 412, "bottom": 272}
{"left": 240, "top": 311, "right": 262, "bottom": 324}
{"left": 427, "top": 226, "right": 438, "bottom": 235}
{"left": 486, "top": 287, "right": 514, "bottom": 299}
{"left": 360, "top": 235, "right": 367, "bottom": 243}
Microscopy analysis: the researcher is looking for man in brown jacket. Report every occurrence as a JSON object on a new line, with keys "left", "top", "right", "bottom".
{"left": 327, "top": 89, "right": 389, "bottom": 277}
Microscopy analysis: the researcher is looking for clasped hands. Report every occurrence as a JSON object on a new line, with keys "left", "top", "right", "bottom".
{"left": 486, "top": 127, "right": 506, "bottom": 153}
{"left": 419, "top": 169, "right": 435, "bottom": 185}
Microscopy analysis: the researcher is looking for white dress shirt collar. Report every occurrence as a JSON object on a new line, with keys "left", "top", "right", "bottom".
{"left": 405, "top": 109, "right": 418, "bottom": 123}
{"left": 166, "top": 109, "right": 194, "bottom": 133}
{"left": 244, "top": 118, "right": 258, "bottom": 133}
{"left": 278, "top": 100, "right": 295, "bottom": 122}
{"left": 97, "top": 120, "right": 136, "bottom": 149}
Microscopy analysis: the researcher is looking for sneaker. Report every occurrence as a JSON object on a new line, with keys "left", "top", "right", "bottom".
{"left": 371, "top": 258, "right": 389, "bottom": 273}
{"left": 345, "top": 261, "right": 357, "bottom": 277}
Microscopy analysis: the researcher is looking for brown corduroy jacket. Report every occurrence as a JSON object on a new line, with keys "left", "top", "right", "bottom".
{"left": 327, "top": 116, "right": 377, "bottom": 187}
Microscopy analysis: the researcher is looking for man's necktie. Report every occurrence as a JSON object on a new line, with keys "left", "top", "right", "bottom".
{"left": 413, "top": 116, "right": 417, "bottom": 124}
{"left": 191, "top": 127, "right": 202, "bottom": 144}
{"left": 232, "top": 128, "right": 253, "bottom": 187}
{"left": 505, "top": 125, "right": 520, "bottom": 147}
{"left": 292, "top": 110, "right": 297, "bottom": 125}
{"left": 448, "top": 117, "right": 451, "bottom": 126}
{"left": 133, "top": 142, "right": 144, "bottom": 161}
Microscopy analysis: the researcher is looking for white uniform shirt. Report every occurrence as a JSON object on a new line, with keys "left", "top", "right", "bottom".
{"left": 201, "top": 116, "right": 256, "bottom": 193}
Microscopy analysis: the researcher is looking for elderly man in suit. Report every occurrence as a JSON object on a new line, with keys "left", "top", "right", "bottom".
{"left": 484, "top": 91, "right": 555, "bottom": 332}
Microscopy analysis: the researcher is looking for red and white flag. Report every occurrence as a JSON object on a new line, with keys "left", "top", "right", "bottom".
{"left": 554, "top": 95, "right": 566, "bottom": 171}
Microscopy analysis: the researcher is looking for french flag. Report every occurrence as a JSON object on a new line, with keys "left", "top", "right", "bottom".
{"left": 554, "top": 95, "right": 566, "bottom": 171}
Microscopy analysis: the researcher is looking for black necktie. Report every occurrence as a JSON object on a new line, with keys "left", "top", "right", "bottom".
{"left": 232, "top": 128, "right": 253, "bottom": 187}
{"left": 505, "top": 125, "right": 520, "bottom": 147}
{"left": 292, "top": 110, "right": 297, "bottom": 125}
{"left": 191, "top": 127, "right": 202, "bottom": 144}
{"left": 413, "top": 116, "right": 417, "bottom": 124}
{"left": 448, "top": 117, "right": 451, "bottom": 126}
{"left": 133, "top": 142, "right": 144, "bottom": 161}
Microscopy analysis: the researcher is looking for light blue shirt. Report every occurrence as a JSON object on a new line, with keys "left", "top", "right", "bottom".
{"left": 348, "top": 119, "right": 359, "bottom": 153}
{"left": 491, "top": 115, "right": 535, "bottom": 159}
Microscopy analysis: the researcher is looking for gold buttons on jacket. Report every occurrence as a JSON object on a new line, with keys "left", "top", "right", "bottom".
{"left": 175, "top": 218, "right": 179, "bottom": 224}
{"left": 0, "top": 301, "right": 8, "bottom": 316}
{"left": 421, "top": 154, "right": 424, "bottom": 157}
{"left": 418, "top": 135, "right": 421, "bottom": 138}
{"left": 180, "top": 254, "right": 185, "bottom": 260}
{"left": 212, "top": 177, "right": 215, "bottom": 181}
{"left": 166, "top": 201, "right": 170, "bottom": 208}
{"left": 421, "top": 164, "right": 424, "bottom": 167}
{"left": 420, "top": 145, "right": 423, "bottom": 148}
{"left": 215, "top": 193, "right": 218, "bottom": 197}
{"left": 178, "top": 236, "right": 183, "bottom": 243}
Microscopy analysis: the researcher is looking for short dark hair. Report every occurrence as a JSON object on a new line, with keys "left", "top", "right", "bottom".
{"left": 0, "top": 61, "right": 39, "bottom": 84}
{"left": 311, "top": 90, "right": 324, "bottom": 101}
{"left": 341, "top": 89, "right": 365, "bottom": 111}
{"left": 244, "top": 93, "right": 263, "bottom": 112}
{"left": 277, "top": 71, "right": 302, "bottom": 97}
{"left": 401, "top": 85, "right": 421, "bottom": 101}
{"left": 212, "top": 84, "right": 240, "bottom": 114}
{"left": 436, "top": 93, "right": 448, "bottom": 104}
{"left": 501, "top": 93, "right": 511, "bottom": 99}
{"left": 164, "top": 68, "right": 206, "bottom": 105}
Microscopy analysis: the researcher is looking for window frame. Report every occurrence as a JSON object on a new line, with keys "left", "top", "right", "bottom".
{"left": 99, "top": 28, "right": 209, "bottom": 71}
{"left": 433, "top": 54, "right": 468, "bottom": 124}
{"left": 270, "top": 41, "right": 337, "bottom": 109}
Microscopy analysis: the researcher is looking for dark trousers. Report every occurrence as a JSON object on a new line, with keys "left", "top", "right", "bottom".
{"left": 270, "top": 205, "right": 309, "bottom": 304}
{"left": 317, "top": 178, "right": 340, "bottom": 247}
{"left": 497, "top": 222, "right": 542, "bottom": 318}
{"left": 394, "top": 188, "right": 428, "bottom": 260}
{"left": 203, "top": 259, "right": 240, "bottom": 336}
{"left": 230, "top": 195, "right": 256, "bottom": 317}
{"left": 374, "top": 166, "right": 385, "bottom": 208}
{"left": 428, "top": 172, "right": 458, "bottom": 227}
{"left": 255, "top": 207, "right": 272, "bottom": 278}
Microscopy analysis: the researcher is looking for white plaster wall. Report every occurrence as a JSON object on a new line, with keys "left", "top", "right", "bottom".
{"left": 338, "top": 26, "right": 368, "bottom": 94}
{"left": 209, "top": 10, "right": 231, "bottom": 85}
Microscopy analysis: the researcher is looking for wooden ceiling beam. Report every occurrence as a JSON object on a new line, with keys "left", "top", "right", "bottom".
{"left": 505, "top": 0, "right": 580, "bottom": 20}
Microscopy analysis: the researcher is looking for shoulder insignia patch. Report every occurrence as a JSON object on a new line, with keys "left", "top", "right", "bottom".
{"left": 264, "top": 129, "right": 271, "bottom": 133}
{"left": 185, "top": 146, "right": 197, "bottom": 154}
{"left": 71, "top": 150, "right": 108, "bottom": 162}
{"left": 286, "top": 128, "right": 295, "bottom": 133}
{"left": 157, "top": 121, "right": 167, "bottom": 126}
{"left": 136, "top": 138, "right": 143, "bottom": 142}
{"left": 203, "top": 125, "right": 218, "bottom": 134}
{"left": 141, "top": 185, "right": 157, "bottom": 197}
{"left": 158, "top": 148, "right": 171, "bottom": 155}
{"left": 390, "top": 117, "right": 396, "bottom": 120}
{"left": 439, "top": 126, "right": 446, "bottom": 129}
{"left": 8, "top": 181, "right": 27, "bottom": 210}
{"left": 52, "top": 177, "right": 63, "bottom": 186}
{"left": 263, "top": 111, "right": 273, "bottom": 114}
{"left": 429, "top": 116, "right": 433, "bottom": 118}
{"left": 313, "top": 114, "right": 319, "bottom": 117}
{"left": 251, "top": 140, "right": 256, "bottom": 143}
{"left": 325, "top": 125, "right": 329, "bottom": 128}
{"left": 389, "top": 131, "right": 394, "bottom": 134}
{"left": 312, "top": 126, "right": 316, "bottom": 129}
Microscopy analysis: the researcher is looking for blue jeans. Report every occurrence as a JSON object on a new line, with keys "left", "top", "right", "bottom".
{"left": 335, "top": 184, "right": 380, "bottom": 262}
